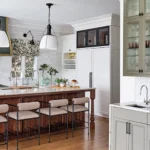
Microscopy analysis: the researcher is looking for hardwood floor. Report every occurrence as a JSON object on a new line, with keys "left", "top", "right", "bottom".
{"left": 0, "top": 116, "right": 109, "bottom": 150}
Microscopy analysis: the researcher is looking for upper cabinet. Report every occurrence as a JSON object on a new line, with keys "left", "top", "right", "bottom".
{"left": 125, "top": 0, "right": 150, "bottom": 19}
{"left": 77, "top": 26, "right": 109, "bottom": 48}
{"left": 123, "top": 0, "right": 150, "bottom": 76}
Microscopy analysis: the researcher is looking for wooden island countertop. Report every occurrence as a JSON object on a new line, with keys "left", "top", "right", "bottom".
{"left": 0, "top": 87, "right": 96, "bottom": 134}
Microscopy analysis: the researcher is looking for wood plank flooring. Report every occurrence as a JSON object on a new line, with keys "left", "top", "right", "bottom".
{"left": 0, "top": 116, "right": 109, "bottom": 150}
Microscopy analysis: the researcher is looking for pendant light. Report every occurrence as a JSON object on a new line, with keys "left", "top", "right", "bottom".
{"left": 0, "top": 20, "right": 9, "bottom": 47}
{"left": 40, "top": 3, "right": 57, "bottom": 50}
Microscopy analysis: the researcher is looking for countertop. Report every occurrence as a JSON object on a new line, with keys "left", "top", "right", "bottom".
{"left": 0, "top": 87, "right": 96, "bottom": 96}
{"left": 110, "top": 102, "right": 150, "bottom": 113}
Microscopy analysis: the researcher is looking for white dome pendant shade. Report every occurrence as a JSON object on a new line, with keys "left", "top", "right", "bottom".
{"left": 0, "top": 20, "right": 9, "bottom": 48}
{"left": 40, "top": 34, "right": 57, "bottom": 50}
{"left": 40, "top": 3, "right": 57, "bottom": 50}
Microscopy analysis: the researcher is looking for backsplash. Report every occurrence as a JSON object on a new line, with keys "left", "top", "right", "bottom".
{"left": 135, "top": 77, "right": 150, "bottom": 102}
{"left": 0, "top": 38, "right": 62, "bottom": 86}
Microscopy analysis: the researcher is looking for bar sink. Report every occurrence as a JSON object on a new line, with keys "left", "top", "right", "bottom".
{"left": 127, "top": 104, "right": 146, "bottom": 108}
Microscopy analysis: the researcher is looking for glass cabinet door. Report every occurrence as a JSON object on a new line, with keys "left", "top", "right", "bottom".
{"left": 125, "top": 21, "right": 141, "bottom": 73}
{"left": 87, "top": 29, "right": 97, "bottom": 46}
{"left": 143, "top": 20, "right": 150, "bottom": 73}
{"left": 98, "top": 27, "right": 109, "bottom": 46}
{"left": 77, "top": 31, "right": 86, "bottom": 48}
{"left": 145, "top": 0, "right": 150, "bottom": 14}
{"left": 127, "top": 0, "right": 140, "bottom": 17}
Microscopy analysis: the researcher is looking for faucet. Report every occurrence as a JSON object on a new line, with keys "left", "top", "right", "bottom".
{"left": 32, "top": 70, "right": 40, "bottom": 88}
{"left": 140, "top": 85, "right": 150, "bottom": 105}
{"left": 9, "top": 71, "right": 18, "bottom": 87}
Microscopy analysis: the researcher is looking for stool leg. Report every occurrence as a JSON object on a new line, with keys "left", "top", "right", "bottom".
{"left": 72, "top": 103, "right": 74, "bottom": 137}
{"left": 16, "top": 120, "right": 19, "bottom": 150}
{"left": 88, "top": 102, "right": 90, "bottom": 136}
{"left": 48, "top": 115, "right": 51, "bottom": 143}
{"left": 5, "top": 122, "right": 8, "bottom": 150}
{"left": 38, "top": 110, "right": 40, "bottom": 145}
{"left": 66, "top": 112, "right": 68, "bottom": 139}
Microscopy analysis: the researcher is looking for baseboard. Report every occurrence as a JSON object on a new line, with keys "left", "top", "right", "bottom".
{"left": 85, "top": 112, "right": 109, "bottom": 118}
{"left": 94, "top": 112, "right": 109, "bottom": 118}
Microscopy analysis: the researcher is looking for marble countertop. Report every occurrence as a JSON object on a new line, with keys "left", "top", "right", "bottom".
{"left": 0, "top": 87, "right": 95, "bottom": 96}
{"left": 110, "top": 102, "right": 150, "bottom": 113}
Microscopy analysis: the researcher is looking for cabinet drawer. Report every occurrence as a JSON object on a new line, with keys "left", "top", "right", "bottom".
{"left": 113, "top": 107, "right": 147, "bottom": 124}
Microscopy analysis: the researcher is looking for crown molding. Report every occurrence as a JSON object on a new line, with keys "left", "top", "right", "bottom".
{"left": 70, "top": 13, "right": 120, "bottom": 31}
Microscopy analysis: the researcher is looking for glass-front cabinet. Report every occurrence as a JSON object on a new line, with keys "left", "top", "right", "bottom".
{"left": 123, "top": 0, "right": 150, "bottom": 76}
{"left": 126, "top": 0, "right": 140, "bottom": 18}
{"left": 125, "top": 0, "right": 150, "bottom": 18}
{"left": 77, "top": 26, "right": 109, "bottom": 48}
{"left": 124, "top": 20, "right": 141, "bottom": 75}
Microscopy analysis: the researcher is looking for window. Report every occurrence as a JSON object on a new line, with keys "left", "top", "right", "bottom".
{"left": 25, "top": 56, "right": 34, "bottom": 78}
{"left": 12, "top": 56, "right": 35, "bottom": 78}
{"left": 12, "top": 56, "right": 21, "bottom": 77}
{"left": 11, "top": 38, "right": 39, "bottom": 78}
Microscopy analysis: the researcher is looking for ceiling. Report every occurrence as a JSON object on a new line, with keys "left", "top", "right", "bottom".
{"left": 0, "top": 0, "right": 120, "bottom": 37}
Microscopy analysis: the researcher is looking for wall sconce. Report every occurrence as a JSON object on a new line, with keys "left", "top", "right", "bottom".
{"left": 23, "top": 30, "right": 35, "bottom": 45}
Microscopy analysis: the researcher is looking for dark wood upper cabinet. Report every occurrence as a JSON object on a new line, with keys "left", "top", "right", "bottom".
{"left": 77, "top": 26, "right": 109, "bottom": 48}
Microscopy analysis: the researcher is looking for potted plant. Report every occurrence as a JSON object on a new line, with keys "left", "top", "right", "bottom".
{"left": 39, "top": 64, "right": 49, "bottom": 77}
{"left": 62, "top": 78, "right": 68, "bottom": 87}
{"left": 55, "top": 78, "right": 62, "bottom": 86}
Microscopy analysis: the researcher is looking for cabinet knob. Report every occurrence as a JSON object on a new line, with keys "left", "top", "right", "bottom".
{"left": 139, "top": 13, "right": 141, "bottom": 16}
{"left": 141, "top": 70, "right": 143, "bottom": 73}
{"left": 69, "top": 49, "right": 71, "bottom": 51}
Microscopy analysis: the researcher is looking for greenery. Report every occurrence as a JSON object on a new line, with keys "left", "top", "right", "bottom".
{"left": 55, "top": 78, "right": 63, "bottom": 84}
{"left": 62, "top": 78, "right": 68, "bottom": 84}
{"left": 47, "top": 67, "right": 59, "bottom": 76}
{"left": 39, "top": 64, "right": 49, "bottom": 72}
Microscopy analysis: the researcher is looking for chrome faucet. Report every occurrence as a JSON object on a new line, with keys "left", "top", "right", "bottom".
{"left": 9, "top": 71, "right": 18, "bottom": 87}
{"left": 140, "top": 85, "right": 150, "bottom": 105}
{"left": 32, "top": 70, "right": 40, "bottom": 88}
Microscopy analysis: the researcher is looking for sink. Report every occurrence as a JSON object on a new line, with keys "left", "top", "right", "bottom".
{"left": 127, "top": 104, "right": 147, "bottom": 108}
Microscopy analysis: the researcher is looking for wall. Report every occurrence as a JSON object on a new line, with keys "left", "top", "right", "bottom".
{"left": 120, "top": 0, "right": 136, "bottom": 103}
{"left": 0, "top": 56, "right": 12, "bottom": 86}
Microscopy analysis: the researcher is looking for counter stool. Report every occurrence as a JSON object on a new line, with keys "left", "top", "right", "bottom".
{"left": 8, "top": 102, "right": 40, "bottom": 150}
{"left": 61, "top": 97, "right": 90, "bottom": 137}
{"left": 0, "top": 104, "right": 9, "bottom": 150}
{"left": 38, "top": 99, "right": 68, "bottom": 143}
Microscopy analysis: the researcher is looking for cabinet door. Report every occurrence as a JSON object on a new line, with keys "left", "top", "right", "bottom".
{"left": 76, "top": 49, "right": 92, "bottom": 87}
{"left": 143, "top": 18, "right": 150, "bottom": 74}
{"left": 77, "top": 31, "right": 87, "bottom": 48}
{"left": 145, "top": 0, "right": 150, "bottom": 16}
{"left": 129, "top": 122, "right": 147, "bottom": 150}
{"left": 62, "top": 34, "right": 76, "bottom": 53}
{"left": 124, "top": 19, "right": 142, "bottom": 76}
{"left": 148, "top": 126, "right": 150, "bottom": 150}
{"left": 112, "top": 119, "right": 128, "bottom": 150}
{"left": 87, "top": 29, "right": 97, "bottom": 47}
{"left": 93, "top": 48, "right": 110, "bottom": 116}
{"left": 125, "top": 0, "right": 142, "bottom": 18}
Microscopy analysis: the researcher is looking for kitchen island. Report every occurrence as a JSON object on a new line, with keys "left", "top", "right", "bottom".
{"left": 0, "top": 87, "right": 96, "bottom": 134}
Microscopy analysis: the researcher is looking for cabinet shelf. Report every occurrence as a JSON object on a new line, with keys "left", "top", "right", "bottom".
{"left": 127, "top": 36, "right": 139, "bottom": 39}
{"left": 127, "top": 55, "right": 139, "bottom": 57}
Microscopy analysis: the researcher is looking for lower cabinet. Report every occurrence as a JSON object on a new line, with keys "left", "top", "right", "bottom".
{"left": 112, "top": 118, "right": 147, "bottom": 150}
{"left": 148, "top": 126, "right": 150, "bottom": 150}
